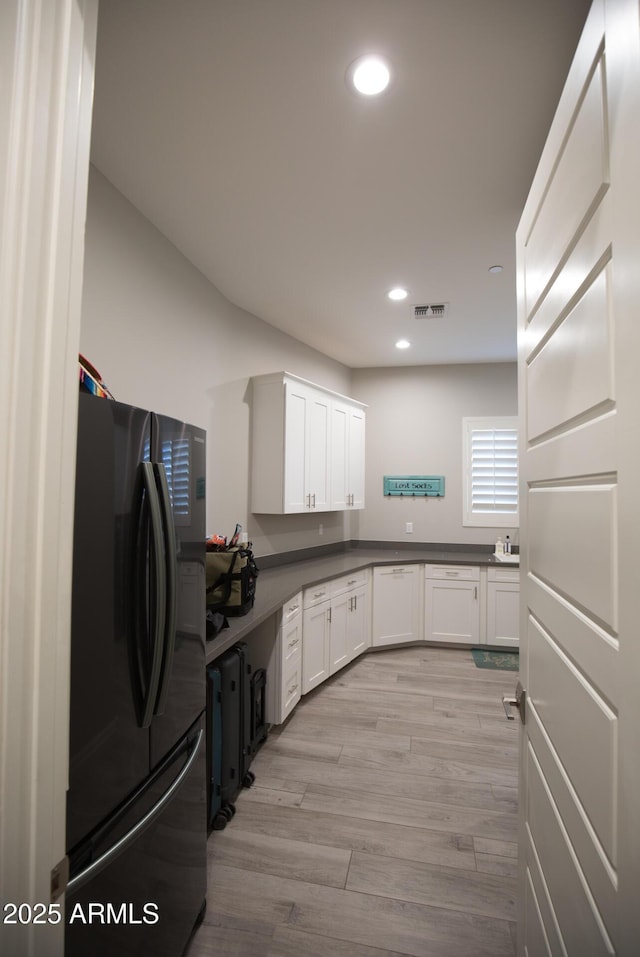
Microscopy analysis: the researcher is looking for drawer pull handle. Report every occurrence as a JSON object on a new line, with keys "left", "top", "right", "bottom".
{"left": 288, "top": 682, "right": 299, "bottom": 695}
{"left": 288, "top": 603, "right": 300, "bottom": 614}
{"left": 445, "top": 571, "right": 459, "bottom": 576}
{"left": 288, "top": 638, "right": 299, "bottom": 649}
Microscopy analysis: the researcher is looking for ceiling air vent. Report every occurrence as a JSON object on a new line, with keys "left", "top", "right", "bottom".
{"left": 413, "top": 302, "right": 449, "bottom": 319}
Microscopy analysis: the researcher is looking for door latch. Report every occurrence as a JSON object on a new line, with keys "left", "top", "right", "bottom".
{"left": 502, "top": 681, "right": 526, "bottom": 724}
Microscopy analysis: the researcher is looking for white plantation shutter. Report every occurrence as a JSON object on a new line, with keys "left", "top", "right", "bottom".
{"left": 463, "top": 417, "right": 519, "bottom": 527}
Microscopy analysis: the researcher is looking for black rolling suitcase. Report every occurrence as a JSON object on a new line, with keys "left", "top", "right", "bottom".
{"left": 217, "top": 646, "right": 245, "bottom": 808}
{"left": 207, "top": 644, "right": 268, "bottom": 830}
{"left": 234, "top": 642, "right": 259, "bottom": 788}
{"left": 206, "top": 664, "right": 235, "bottom": 831}
{"left": 249, "top": 666, "right": 268, "bottom": 760}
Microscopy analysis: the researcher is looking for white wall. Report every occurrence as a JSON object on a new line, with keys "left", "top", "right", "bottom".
{"left": 81, "top": 167, "right": 352, "bottom": 557}
{"left": 352, "top": 364, "right": 518, "bottom": 547}
{"left": 81, "top": 170, "right": 519, "bottom": 559}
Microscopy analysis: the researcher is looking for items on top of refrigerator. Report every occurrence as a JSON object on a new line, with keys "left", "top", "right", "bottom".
{"left": 78, "top": 353, "right": 114, "bottom": 399}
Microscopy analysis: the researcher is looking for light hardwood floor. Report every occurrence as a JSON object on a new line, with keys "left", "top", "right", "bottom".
{"left": 188, "top": 645, "right": 519, "bottom": 957}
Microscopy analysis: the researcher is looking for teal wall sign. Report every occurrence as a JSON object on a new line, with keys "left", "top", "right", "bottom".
{"left": 383, "top": 475, "right": 445, "bottom": 497}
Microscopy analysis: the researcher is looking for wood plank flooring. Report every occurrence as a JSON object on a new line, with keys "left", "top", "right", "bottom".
{"left": 187, "top": 646, "right": 519, "bottom": 957}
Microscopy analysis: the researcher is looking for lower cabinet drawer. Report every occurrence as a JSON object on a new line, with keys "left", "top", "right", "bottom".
{"left": 487, "top": 566, "right": 520, "bottom": 583}
{"left": 425, "top": 564, "right": 480, "bottom": 581}
{"left": 281, "top": 618, "right": 302, "bottom": 667}
{"left": 303, "top": 584, "right": 332, "bottom": 609}
{"left": 281, "top": 655, "right": 302, "bottom": 721}
{"left": 331, "top": 568, "right": 369, "bottom": 598}
{"left": 282, "top": 591, "right": 303, "bottom": 623}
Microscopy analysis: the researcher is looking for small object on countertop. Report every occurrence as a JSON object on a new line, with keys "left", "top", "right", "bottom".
{"left": 494, "top": 537, "right": 504, "bottom": 556}
{"left": 505, "top": 536, "right": 511, "bottom": 554}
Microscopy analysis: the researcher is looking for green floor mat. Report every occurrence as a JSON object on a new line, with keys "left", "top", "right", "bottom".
{"left": 471, "top": 648, "right": 519, "bottom": 671}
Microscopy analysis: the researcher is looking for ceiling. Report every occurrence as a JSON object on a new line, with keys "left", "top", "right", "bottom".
{"left": 90, "top": 0, "right": 591, "bottom": 368}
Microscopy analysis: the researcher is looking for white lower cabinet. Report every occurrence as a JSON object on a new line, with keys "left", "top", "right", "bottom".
{"left": 424, "top": 564, "right": 481, "bottom": 644}
{"left": 270, "top": 560, "right": 519, "bottom": 725}
{"left": 371, "top": 564, "right": 423, "bottom": 647}
{"left": 302, "top": 571, "right": 370, "bottom": 693}
{"left": 486, "top": 567, "right": 520, "bottom": 647}
{"left": 266, "top": 592, "right": 302, "bottom": 725}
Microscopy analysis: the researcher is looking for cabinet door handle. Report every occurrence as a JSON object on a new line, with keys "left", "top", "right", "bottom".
{"left": 327, "top": 607, "right": 332, "bottom": 624}
{"left": 474, "top": 586, "right": 478, "bottom": 600}
{"left": 312, "top": 493, "right": 316, "bottom": 508}
{"left": 354, "top": 594, "right": 357, "bottom": 611}
{"left": 288, "top": 682, "right": 299, "bottom": 696}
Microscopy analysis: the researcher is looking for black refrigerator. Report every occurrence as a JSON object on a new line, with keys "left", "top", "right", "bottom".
{"left": 65, "top": 392, "right": 207, "bottom": 956}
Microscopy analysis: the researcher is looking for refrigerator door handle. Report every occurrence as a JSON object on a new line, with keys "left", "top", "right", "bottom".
{"left": 139, "top": 462, "right": 167, "bottom": 728}
{"left": 153, "top": 462, "right": 177, "bottom": 715}
{"left": 67, "top": 727, "right": 203, "bottom": 897}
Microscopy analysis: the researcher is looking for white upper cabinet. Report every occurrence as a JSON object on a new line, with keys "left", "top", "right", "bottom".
{"left": 251, "top": 372, "right": 366, "bottom": 514}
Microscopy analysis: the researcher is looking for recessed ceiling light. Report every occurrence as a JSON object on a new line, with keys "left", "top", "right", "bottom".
{"left": 387, "top": 287, "right": 408, "bottom": 301}
{"left": 395, "top": 339, "right": 411, "bottom": 350}
{"left": 347, "top": 55, "right": 391, "bottom": 96}
{"left": 488, "top": 264, "right": 503, "bottom": 274}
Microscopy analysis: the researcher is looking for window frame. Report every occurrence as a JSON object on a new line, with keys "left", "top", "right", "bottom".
{"left": 462, "top": 416, "right": 519, "bottom": 528}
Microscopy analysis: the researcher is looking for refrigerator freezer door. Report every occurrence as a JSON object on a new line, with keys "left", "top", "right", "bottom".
{"left": 149, "top": 416, "right": 206, "bottom": 769}
{"left": 67, "top": 395, "right": 153, "bottom": 850}
{"left": 66, "top": 714, "right": 207, "bottom": 957}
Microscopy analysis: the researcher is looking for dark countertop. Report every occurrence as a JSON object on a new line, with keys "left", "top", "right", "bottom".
{"left": 205, "top": 544, "right": 519, "bottom": 664}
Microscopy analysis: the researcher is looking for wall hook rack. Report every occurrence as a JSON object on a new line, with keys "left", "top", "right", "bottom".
{"left": 383, "top": 475, "right": 445, "bottom": 497}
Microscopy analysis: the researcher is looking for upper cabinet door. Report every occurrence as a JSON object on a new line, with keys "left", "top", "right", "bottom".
{"left": 283, "top": 382, "right": 309, "bottom": 512}
{"left": 306, "top": 388, "right": 330, "bottom": 511}
{"left": 329, "top": 402, "right": 349, "bottom": 510}
{"left": 330, "top": 400, "right": 366, "bottom": 510}
{"left": 347, "top": 404, "right": 365, "bottom": 509}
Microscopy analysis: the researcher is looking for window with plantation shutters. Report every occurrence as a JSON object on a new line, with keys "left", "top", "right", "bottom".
{"left": 462, "top": 417, "right": 519, "bottom": 527}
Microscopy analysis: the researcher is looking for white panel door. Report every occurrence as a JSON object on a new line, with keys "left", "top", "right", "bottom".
{"left": 329, "top": 401, "right": 349, "bottom": 510}
{"left": 330, "top": 400, "right": 366, "bottom": 510}
{"left": 425, "top": 579, "right": 480, "bottom": 645}
{"left": 347, "top": 405, "right": 366, "bottom": 508}
{"left": 347, "top": 583, "right": 370, "bottom": 659}
{"left": 486, "top": 581, "right": 519, "bottom": 648}
{"left": 283, "top": 383, "right": 308, "bottom": 512}
{"left": 372, "top": 565, "right": 423, "bottom": 646}
{"left": 307, "top": 389, "right": 330, "bottom": 511}
{"left": 302, "top": 601, "right": 330, "bottom": 693}
{"left": 329, "top": 590, "right": 350, "bottom": 675}
{"left": 516, "top": 2, "right": 640, "bottom": 953}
